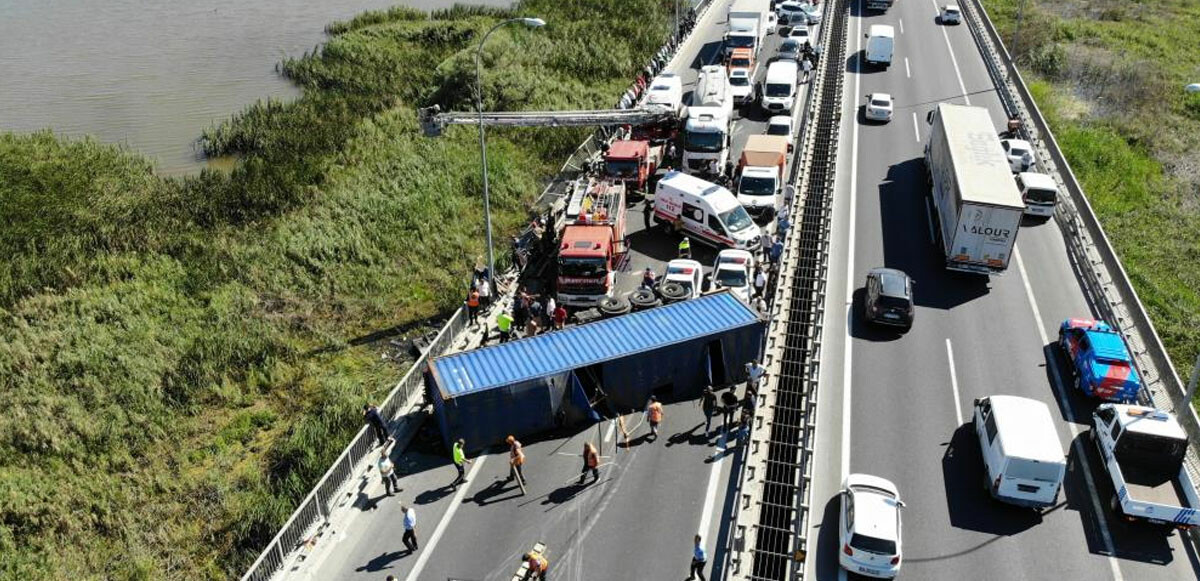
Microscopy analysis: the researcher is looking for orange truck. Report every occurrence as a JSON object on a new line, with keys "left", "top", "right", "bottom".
{"left": 727, "top": 47, "right": 756, "bottom": 74}
{"left": 556, "top": 177, "right": 628, "bottom": 308}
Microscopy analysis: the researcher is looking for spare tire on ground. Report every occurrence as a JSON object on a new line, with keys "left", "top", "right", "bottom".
{"left": 660, "top": 281, "right": 689, "bottom": 302}
{"left": 598, "top": 295, "right": 632, "bottom": 316}
{"left": 629, "top": 288, "right": 660, "bottom": 310}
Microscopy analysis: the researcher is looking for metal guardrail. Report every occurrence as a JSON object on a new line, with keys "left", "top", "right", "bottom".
{"left": 240, "top": 5, "right": 717, "bottom": 580}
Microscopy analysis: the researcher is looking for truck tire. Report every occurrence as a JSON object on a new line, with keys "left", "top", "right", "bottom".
{"left": 598, "top": 296, "right": 632, "bottom": 317}
{"left": 661, "top": 282, "right": 690, "bottom": 302}
{"left": 629, "top": 288, "right": 660, "bottom": 310}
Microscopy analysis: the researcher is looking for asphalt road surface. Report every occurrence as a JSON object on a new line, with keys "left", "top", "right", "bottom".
{"left": 289, "top": 2, "right": 805, "bottom": 579}
{"left": 805, "top": 0, "right": 1200, "bottom": 580}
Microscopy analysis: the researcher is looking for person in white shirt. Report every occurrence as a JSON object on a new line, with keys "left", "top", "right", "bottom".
{"left": 378, "top": 437, "right": 400, "bottom": 496}
{"left": 401, "top": 504, "right": 418, "bottom": 551}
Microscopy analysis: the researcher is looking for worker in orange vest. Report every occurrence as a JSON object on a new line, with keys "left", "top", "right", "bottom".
{"left": 466, "top": 288, "right": 481, "bottom": 326}
{"left": 646, "top": 396, "right": 665, "bottom": 441}
{"left": 506, "top": 435, "right": 527, "bottom": 484}
{"left": 522, "top": 549, "right": 549, "bottom": 580}
{"left": 578, "top": 441, "right": 600, "bottom": 485}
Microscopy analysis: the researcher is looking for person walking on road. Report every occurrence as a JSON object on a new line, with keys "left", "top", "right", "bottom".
{"left": 802, "top": 57, "right": 813, "bottom": 82}
{"left": 617, "top": 414, "right": 632, "bottom": 450}
{"left": 701, "top": 387, "right": 718, "bottom": 437}
{"left": 754, "top": 267, "right": 767, "bottom": 299}
{"left": 678, "top": 236, "right": 692, "bottom": 259}
{"left": 641, "top": 267, "right": 657, "bottom": 290}
{"left": 467, "top": 288, "right": 481, "bottom": 326}
{"left": 401, "top": 504, "right": 418, "bottom": 552}
{"left": 721, "top": 390, "right": 739, "bottom": 432}
{"left": 746, "top": 359, "right": 767, "bottom": 394}
{"left": 363, "top": 404, "right": 388, "bottom": 446}
{"left": 452, "top": 438, "right": 472, "bottom": 486}
{"left": 579, "top": 441, "right": 600, "bottom": 485}
{"left": 646, "top": 396, "right": 665, "bottom": 441}
{"left": 759, "top": 231, "right": 772, "bottom": 262}
{"left": 769, "top": 236, "right": 784, "bottom": 266}
{"left": 477, "top": 277, "right": 492, "bottom": 308}
{"left": 643, "top": 199, "right": 654, "bottom": 229}
{"left": 688, "top": 534, "right": 708, "bottom": 581}
{"left": 506, "top": 435, "right": 527, "bottom": 484}
{"left": 552, "top": 303, "right": 568, "bottom": 330}
{"left": 378, "top": 436, "right": 401, "bottom": 496}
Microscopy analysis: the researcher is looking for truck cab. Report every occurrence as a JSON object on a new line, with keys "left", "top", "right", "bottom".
{"left": 1058, "top": 318, "right": 1142, "bottom": 402}
{"left": 736, "top": 134, "right": 788, "bottom": 218}
{"left": 683, "top": 108, "right": 732, "bottom": 176}
{"left": 1093, "top": 404, "right": 1200, "bottom": 528}
{"left": 604, "top": 139, "right": 661, "bottom": 193}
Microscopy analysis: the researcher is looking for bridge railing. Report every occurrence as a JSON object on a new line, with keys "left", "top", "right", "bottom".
{"left": 960, "top": 0, "right": 1200, "bottom": 544}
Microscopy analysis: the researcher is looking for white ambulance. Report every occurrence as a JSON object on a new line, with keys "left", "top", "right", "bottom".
{"left": 652, "top": 171, "right": 761, "bottom": 251}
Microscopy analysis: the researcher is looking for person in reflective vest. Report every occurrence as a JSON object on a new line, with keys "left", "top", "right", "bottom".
{"left": 678, "top": 236, "right": 691, "bottom": 259}
{"left": 506, "top": 435, "right": 527, "bottom": 484}
{"left": 523, "top": 550, "right": 549, "bottom": 580}
{"left": 579, "top": 441, "right": 600, "bottom": 485}
{"left": 646, "top": 396, "right": 665, "bottom": 441}
{"left": 466, "top": 288, "right": 481, "bottom": 325}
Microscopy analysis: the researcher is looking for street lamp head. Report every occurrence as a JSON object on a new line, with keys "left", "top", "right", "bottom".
{"left": 521, "top": 17, "right": 546, "bottom": 27}
{"left": 1186, "top": 83, "right": 1200, "bottom": 94}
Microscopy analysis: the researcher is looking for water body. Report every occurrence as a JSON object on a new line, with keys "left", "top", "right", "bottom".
{"left": 0, "top": 0, "right": 511, "bottom": 174}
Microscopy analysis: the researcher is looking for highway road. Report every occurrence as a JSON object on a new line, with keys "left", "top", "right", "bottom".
{"left": 289, "top": 2, "right": 808, "bottom": 580}
{"left": 805, "top": 0, "right": 1200, "bottom": 580}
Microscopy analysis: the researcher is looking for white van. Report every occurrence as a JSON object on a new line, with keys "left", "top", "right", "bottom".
{"left": 761, "top": 60, "right": 799, "bottom": 114}
{"left": 643, "top": 73, "right": 683, "bottom": 113}
{"left": 653, "top": 171, "right": 762, "bottom": 251}
{"left": 972, "top": 395, "right": 1067, "bottom": 509}
{"left": 865, "top": 25, "right": 895, "bottom": 67}
{"left": 1014, "top": 172, "right": 1058, "bottom": 218}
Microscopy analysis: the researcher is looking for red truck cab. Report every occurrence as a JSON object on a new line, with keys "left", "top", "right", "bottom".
{"left": 556, "top": 178, "right": 628, "bottom": 308}
{"left": 604, "top": 139, "right": 661, "bottom": 192}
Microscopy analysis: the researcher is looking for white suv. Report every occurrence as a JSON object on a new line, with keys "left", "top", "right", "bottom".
{"left": 839, "top": 474, "right": 904, "bottom": 578}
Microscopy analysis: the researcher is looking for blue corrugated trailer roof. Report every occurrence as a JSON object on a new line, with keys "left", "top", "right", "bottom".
{"left": 429, "top": 292, "right": 760, "bottom": 398}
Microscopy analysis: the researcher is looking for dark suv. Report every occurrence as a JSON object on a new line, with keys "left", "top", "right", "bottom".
{"left": 864, "top": 268, "right": 914, "bottom": 330}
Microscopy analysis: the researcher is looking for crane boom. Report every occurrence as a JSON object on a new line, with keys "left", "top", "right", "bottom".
{"left": 418, "top": 104, "right": 683, "bottom": 137}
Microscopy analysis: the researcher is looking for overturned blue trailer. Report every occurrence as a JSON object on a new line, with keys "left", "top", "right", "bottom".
{"left": 425, "top": 292, "right": 764, "bottom": 452}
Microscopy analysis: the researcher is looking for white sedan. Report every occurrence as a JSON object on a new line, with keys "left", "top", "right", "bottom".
{"left": 839, "top": 474, "right": 905, "bottom": 579}
{"left": 1001, "top": 138, "right": 1036, "bottom": 172}
{"left": 710, "top": 249, "right": 755, "bottom": 303}
{"left": 940, "top": 4, "right": 962, "bottom": 24}
{"left": 864, "top": 93, "right": 894, "bottom": 122}
{"left": 767, "top": 115, "right": 795, "bottom": 152}
{"left": 788, "top": 25, "right": 812, "bottom": 49}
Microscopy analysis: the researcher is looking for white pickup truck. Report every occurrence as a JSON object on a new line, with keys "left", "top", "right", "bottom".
{"left": 1093, "top": 404, "right": 1200, "bottom": 529}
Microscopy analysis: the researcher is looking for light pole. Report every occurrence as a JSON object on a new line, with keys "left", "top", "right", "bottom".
{"left": 475, "top": 17, "right": 546, "bottom": 293}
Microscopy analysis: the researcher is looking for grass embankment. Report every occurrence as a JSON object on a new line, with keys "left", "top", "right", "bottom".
{"left": 980, "top": 0, "right": 1200, "bottom": 383}
{"left": 0, "top": 1, "right": 669, "bottom": 578}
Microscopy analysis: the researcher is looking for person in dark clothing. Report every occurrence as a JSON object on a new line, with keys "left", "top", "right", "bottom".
{"left": 701, "top": 387, "right": 717, "bottom": 437}
{"left": 363, "top": 404, "right": 387, "bottom": 446}
{"left": 529, "top": 300, "right": 545, "bottom": 334}
{"left": 720, "top": 391, "right": 740, "bottom": 432}
{"left": 643, "top": 199, "right": 655, "bottom": 229}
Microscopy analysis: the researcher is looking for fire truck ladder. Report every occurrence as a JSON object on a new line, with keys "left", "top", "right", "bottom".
{"left": 418, "top": 104, "right": 682, "bottom": 137}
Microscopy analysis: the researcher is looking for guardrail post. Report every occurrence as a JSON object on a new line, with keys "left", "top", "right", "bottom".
{"left": 1182, "top": 351, "right": 1200, "bottom": 409}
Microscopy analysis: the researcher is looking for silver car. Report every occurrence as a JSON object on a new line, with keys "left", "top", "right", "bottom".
{"left": 777, "top": 38, "right": 802, "bottom": 62}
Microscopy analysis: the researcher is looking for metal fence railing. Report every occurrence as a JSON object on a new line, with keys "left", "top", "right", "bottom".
{"left": 240, "top": 4, "right": 717, "bottom": 579}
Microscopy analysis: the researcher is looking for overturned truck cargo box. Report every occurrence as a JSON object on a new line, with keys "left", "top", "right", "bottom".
{"left": 425, "top": 293, "right": 765, "bottom": 452}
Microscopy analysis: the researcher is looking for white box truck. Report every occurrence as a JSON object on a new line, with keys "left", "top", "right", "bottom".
{"left": 683, "top": 65, "right": 734, "bottom": 177}
{"left": 924, "top": 103, "right": 1025, "bottom": 275}
{"left": 864, "top": 25, "right": 895, "bottom": 68}
{"left": 726, "top": 0, "right": 768, "bottom": 59}
{"left": 736, "top": 134, "right": 789, "bottom": 218}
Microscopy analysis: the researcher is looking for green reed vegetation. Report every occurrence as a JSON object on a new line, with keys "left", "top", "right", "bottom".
{"left": 0, "top": 1, "right": 670, "bottom": 578}
{"left": 981, "top": 0, "right": 1200, "bottom": 384}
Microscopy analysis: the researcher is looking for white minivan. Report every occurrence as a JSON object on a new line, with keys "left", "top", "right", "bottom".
{"left": 1015, "top": 171, "right": 1059, "bottom": 218}
{"left": 643, "top": 73, "right": 683, "bottom": 113}
{"left": 972, "top": 395, "right": 1067, "bottom": 509}
{"left": 761, "top": 60, "right": 799, "bottom": 114}
{"left": 653, "top": 171, "right": 761, "bottom": 251}
{"left": 865, "top": 24, "right": 895, "bottom": 68}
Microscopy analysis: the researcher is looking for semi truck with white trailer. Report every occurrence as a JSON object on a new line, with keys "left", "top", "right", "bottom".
{"left": 683, "top": 65, "right": 734, "bottom": 177}
{"left": 726, "top": 0, "right": 768, "bottom": 60}
{"left": 924, "top": 103, "right": 1025, "bottom": 275}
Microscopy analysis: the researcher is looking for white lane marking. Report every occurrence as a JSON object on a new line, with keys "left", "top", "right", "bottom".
{"left": 699, "top": 431, "right": 731, "bottom": 536}
{"left": 842, "top": 0, "right": 865, "bottom": 482}
{"left": 924, "top": 198, "right": 936, "bottom": 243}
{"left": 912, "top": 111, "right": 921, "bottom": 142}
{"left": 1014, "top": 248, "right": 1124, "bottom": 581}
{"left": 930, "top": 0, "right": 970, "bottom": 105}
{"left": 945, "top": 339, "right": 963, "bottom": 425}
{"left": 899, "top": 18, "right": 904, "bottom": 34}
{"left": 402, "top": 456, "right": 487, "bottom": 581}
{"left": 905, "top": 56, "right": 911, "bottom": 78}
